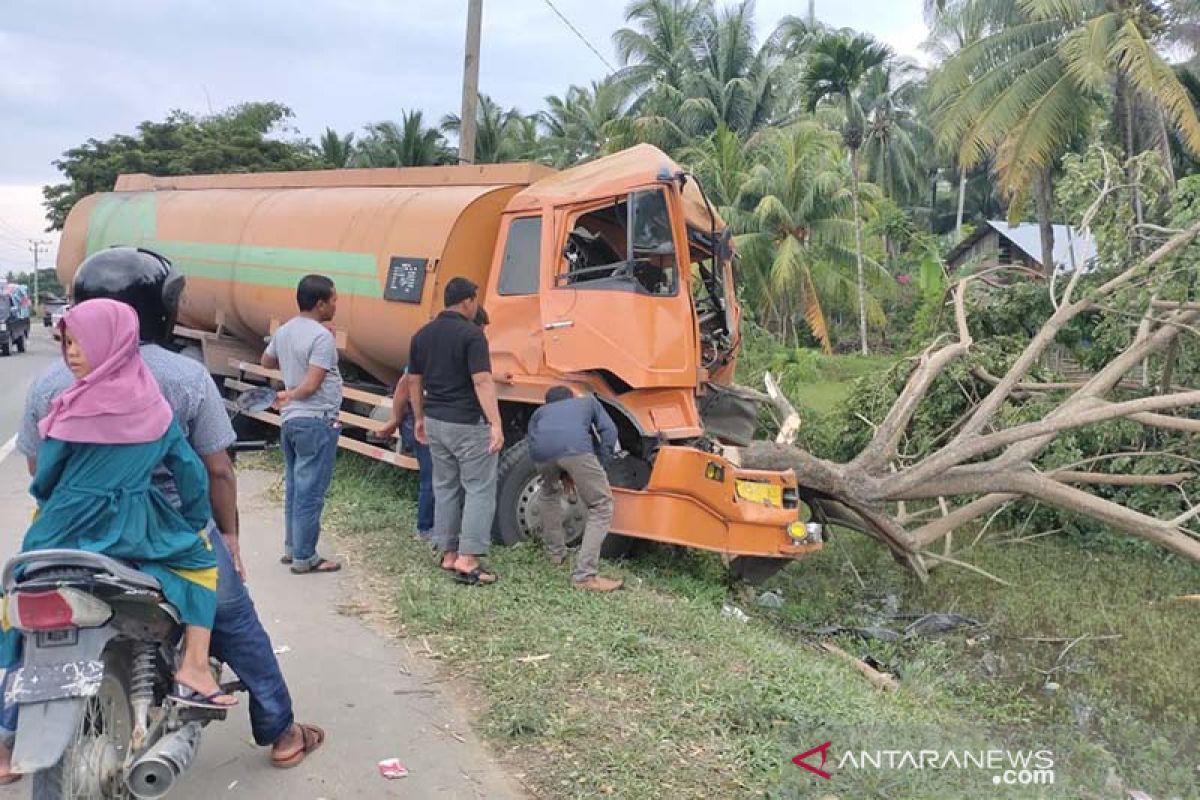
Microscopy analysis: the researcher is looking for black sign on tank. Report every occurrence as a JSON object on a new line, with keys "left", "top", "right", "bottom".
{"left": 384, "top": 256, "right": 428, "bottom": 303}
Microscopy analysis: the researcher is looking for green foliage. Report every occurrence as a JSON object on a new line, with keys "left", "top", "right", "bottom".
{"left": 352, "top": 110, "right": 451, "bottom": 167}
{"left": 315, "top": 453, "right": 1139, "bottom": 798}
{"left": 42, "top": 102, "right": 318, "bottom": 230}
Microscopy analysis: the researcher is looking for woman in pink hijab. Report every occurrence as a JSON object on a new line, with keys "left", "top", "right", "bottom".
{"left": 0, "top": 299, "right": 236, "bottom": 710}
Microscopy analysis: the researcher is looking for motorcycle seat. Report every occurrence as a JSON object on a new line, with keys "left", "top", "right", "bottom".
{"left": 7, "top": 549, "right": 162, "bottom": 591}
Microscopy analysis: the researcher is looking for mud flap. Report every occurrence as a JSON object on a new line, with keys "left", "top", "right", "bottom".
{"left": 9, "top": 626, "right": 115, "bottom": 773}
{"left": 10, "top": 698, "right": 88, "bottom": 773}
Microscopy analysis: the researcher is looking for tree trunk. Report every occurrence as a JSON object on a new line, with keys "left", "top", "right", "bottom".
{"left": 850, "top": 146, "right": 870, "bottom": 355}
{"left": 1034, "top": 169, "right": 1055, "bottom": 276}
{"left": 1158, "top": 107, "right": 1177, "bottom": 189}
{"left": 1117, "top": 72, "right": 1145, "bottom": 234}
{"left": 955, "top": 166, "right": 967, "bottom": 237}
{"left": 929, "top": 169, "right": 939, "bottom": 233}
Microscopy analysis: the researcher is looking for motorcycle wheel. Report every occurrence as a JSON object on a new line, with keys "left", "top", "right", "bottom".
{"left": 33, "top": 647, "right": 134, "bottom": 800}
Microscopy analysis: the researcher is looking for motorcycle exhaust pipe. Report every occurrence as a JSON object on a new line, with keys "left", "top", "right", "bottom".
{"left": 125, "top": 723, "right": 202, "bottom": 799}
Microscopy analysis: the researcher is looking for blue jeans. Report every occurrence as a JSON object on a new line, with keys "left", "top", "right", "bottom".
{"left": 401, "top": 416, "right": 434, "bottom": 535}
{"left": 209, "top": 528, "right": 295, "bottom": 746}
{"left": 281, "top": 416, "right": 338, "bottom": 567}
{"left": 0, "top": 529, "right": 294, "bottom": 747}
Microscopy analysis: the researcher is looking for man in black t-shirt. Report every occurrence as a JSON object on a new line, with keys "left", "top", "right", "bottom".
{"left": 409, "top": 277, "right": 504, "bottom": 585}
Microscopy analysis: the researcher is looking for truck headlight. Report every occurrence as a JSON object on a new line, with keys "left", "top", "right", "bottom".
{"left": 788, "top": 521, "right": 823, "bottom": 544}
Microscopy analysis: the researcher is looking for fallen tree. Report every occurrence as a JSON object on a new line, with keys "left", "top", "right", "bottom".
{"left": 736, "top": 192, "right": 1200, "bottom": 580}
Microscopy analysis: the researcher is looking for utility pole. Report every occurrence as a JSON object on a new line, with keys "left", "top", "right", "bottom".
{"left": 458, "top": 0, "right": 483, "bottom": 164}
{"left": 28, "top": 239, "right": 51, "bottom": 309}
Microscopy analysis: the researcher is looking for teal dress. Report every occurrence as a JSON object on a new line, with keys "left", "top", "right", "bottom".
{"left": 1, "top": 421, "right": 218, "bottom": 667}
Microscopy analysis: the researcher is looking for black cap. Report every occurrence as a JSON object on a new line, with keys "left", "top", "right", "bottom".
{"left": 444, "top": 277, "right": 478, "bottom": 307}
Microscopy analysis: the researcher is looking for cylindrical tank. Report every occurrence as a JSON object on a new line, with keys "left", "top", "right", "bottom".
{"left": 57, "top": 165, "right": 550, "bottom": 384}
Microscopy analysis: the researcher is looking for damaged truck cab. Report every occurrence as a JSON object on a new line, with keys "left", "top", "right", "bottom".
{"left": 56, "top": 144, "right": 822, "bottom": 578}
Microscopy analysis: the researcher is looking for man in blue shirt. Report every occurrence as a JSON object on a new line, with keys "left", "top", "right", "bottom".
{"left": 528, "top": 386, "right": 623, "bottom": 591}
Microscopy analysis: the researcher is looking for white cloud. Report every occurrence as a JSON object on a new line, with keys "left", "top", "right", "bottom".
{"left": 0, "top": 186, "right": 59, "bottom": 275}
{"left": 0, "top": 0, "right": 931, "bottom": 253}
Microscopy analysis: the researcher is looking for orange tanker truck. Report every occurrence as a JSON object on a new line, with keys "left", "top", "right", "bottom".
{"left": 56, "top": 143, "right": 823, "bottom": 579}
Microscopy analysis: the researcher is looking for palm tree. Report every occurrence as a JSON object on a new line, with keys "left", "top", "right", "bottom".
{"left": 922, "top": 0, "right": 997, "bottom": 236}
{"left": 802, "top": 31, "right": 891, "bottom": 354}
{"left": 729, "top": 122, "right": 887, "bottom": 352}
{"left": 931, "top": 0, "right": 1200, "bottom": 267}
{"left": 860, "top": 60, "right": 927, "bottom": 205}
{"left": 541, "top": 79, "right": 632, "bottom": 166}
{"left": 613, "top": 0, "right": 704, "bottom": 104}
{"left": 316, "top": 128, "right": 354, "bottom": 168}
{"left": 352, "top": 111, "right": 449, "bottom": 167}
{"left": 678, "top": 123, "right": 752, "bottom": 207}
{"left": 683, "top": 0, "right": 780, "bottom": 136}
{"left": 441, "top": 94, "right": 527, "bottom": 164}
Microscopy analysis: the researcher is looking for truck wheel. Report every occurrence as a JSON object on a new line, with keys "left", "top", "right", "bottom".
{"left": 0, "top": 343, "right": 9, "bottom": 357}
{"left": 494, "top": 439, "right": 642, "bottom": 559}
{"left": 14, "top": 334, "right": 25, "bottom": 353}
{"left": 728, "top": 556, "right": 790, "bottom": 585}
{"left": 32, "top": 646, "right": 133, "bottom": 800}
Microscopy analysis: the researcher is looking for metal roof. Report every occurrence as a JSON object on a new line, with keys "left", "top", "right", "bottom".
{"left": 947, "top": 220, "right": 1097, "bottom": 272}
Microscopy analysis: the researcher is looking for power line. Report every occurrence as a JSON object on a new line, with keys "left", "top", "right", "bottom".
{"left": 542, "top": 0, "right": 616, "bottom": 74}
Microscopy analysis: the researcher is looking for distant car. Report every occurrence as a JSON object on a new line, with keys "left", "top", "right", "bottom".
{"left": 50, "top": 304, "right": 70, "bottom": 339}
{"left": 0, "top": 286, "right": 32, "bottom": 356}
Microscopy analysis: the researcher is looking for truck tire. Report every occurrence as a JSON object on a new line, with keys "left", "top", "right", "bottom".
{"left": 494, "top": 438, "right": 641, "bottom": 559}
{"left": 32, "top": 646, "right": 133, "bottom": 800}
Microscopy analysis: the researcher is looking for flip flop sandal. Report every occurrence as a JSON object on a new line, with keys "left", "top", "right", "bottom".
{"left": 271, "top": 723, "right": 326, "bottom": 769}
{"left": 290, "top": 559, "right": 341, "bottom": 575}
{"left": 170, "top": 685, "right": 239, "bottom": 710}
{"left": 0, "top": 774, "right": 22, "bottom": 786}
{"left": 279, "top": 555, "right": 293, "bottom": 565}
{"left": 454, "top": 567, "right": 499, "bottom": 586}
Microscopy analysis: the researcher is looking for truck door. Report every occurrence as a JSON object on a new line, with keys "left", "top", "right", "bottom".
{"left": 539, "top": 187, "right": 696, "bottom": 389}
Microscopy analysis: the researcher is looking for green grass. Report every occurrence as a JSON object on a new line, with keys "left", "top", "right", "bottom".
{"left": 734, "top": 336, "right": 898, "bottom": 416}
{"left": 256, "top": 452, "right": 1198, "bottom": 800}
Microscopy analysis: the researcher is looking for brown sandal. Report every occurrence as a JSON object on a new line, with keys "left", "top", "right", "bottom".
{"left": 271, "top": 723, "right": 325, "bottom": 769}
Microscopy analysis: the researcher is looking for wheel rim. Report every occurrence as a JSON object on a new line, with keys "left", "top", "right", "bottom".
{"left": 514, "top": 474, "right": 586, "bottom": 546}
{"left": 61, "top": 673, "right": 132, "bottom": 799}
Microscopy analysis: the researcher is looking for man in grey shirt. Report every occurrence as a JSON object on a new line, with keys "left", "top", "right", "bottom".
{"left": 262, "top": 274, "right": 343, "bottom": 574}
{"left": 2, "top": 247, "right": 324, "bottom": 776}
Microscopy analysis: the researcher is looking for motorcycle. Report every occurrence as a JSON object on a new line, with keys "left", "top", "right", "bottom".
{"left": 2, "top": 548, "right": 236, "bottom": 799}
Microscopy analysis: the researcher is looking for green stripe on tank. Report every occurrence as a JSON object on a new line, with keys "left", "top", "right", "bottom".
{"left": 85, "top": 193, "right": 384, "bottom": 298}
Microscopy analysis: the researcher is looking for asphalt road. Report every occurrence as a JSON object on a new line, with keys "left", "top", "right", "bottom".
{"left": 0, "top": 328, "right": 524, "bottom": 799}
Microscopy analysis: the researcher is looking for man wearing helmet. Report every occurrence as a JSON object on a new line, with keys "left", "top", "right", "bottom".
{"left": 0, "top": 247, "right": 324, "bottom": 780}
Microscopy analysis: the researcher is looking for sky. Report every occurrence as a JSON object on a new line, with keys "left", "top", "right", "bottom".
{"left": 0, "top": 0, "right": 928, "bottom": 274}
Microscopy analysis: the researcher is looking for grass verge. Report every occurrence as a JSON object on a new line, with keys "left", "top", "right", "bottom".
{"left": 287, "top": 452, "right": 1192, "bottom": 799}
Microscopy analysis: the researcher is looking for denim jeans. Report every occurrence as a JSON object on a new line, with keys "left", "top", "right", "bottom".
{"left": 0, "top": 528, "right": 294, "bottom": 748}
{"left": 209, "top": 527, "right": 295, "bottom": 746}
{"left": 281, "top": 416, "right": 339, "bottom": 567}
{"left": 401, "top": 415, "right": 434, "bottom": 535}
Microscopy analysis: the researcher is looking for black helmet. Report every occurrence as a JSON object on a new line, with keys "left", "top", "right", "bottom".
{"left": 72, "top": 247, "right": 185, "bottom": 343}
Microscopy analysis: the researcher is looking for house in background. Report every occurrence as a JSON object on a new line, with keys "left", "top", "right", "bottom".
{"left": 945, "top": 220, "right": 1097, "bottom": 274}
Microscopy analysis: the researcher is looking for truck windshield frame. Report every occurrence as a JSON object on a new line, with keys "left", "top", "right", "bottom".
{"left": 557, "top": 187, "right": 680, "bottom": 297}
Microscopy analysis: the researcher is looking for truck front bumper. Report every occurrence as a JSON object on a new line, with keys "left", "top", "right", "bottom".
{"left": 610, "top": 446, "right": 823, "bottom": 559}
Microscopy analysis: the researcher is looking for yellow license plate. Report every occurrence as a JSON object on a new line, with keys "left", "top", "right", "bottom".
{"left": 735, "top": 480, "right": 783, "bottom": 507}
